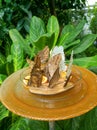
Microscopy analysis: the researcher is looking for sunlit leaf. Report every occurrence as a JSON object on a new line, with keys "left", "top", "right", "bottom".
{"left": 58, "top": 20, "right": 85, "bottom": 46}
{"left": 11, "top": 43, "right": 24, "bottom": 71}
{"left": 73, "top": 55, "right": 97, "bottom": 68}
{"left": 47, "top": 15, "right": 59, "bottom": 46}
{"left": 30, "top": 16, "right": 46, "bottom": 43}
{"left": 9, "top": 29, "right": 32, "bottom": 55}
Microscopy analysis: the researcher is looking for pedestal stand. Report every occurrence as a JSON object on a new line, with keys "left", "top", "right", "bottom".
{"left": 49, "top": 121, "right": 55, "bottom": 130}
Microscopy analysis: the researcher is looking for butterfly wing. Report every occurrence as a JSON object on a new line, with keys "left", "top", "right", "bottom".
{"left": 38, "top": 46, "right": 50, "bottom": 63}
{"left": 64, "top": 51, "right": 73, "bottom": 87}
{"left": 26, "top": 58, "right": 34, "bottom": 69}
{"left": 28, "top": 56, "right": 42, "bottom": 87}
{"left": 48, "top": 54, "right": 61, "bottom": 78}
{"left": 49, "top": 67, "right": 60, "bottom": 88}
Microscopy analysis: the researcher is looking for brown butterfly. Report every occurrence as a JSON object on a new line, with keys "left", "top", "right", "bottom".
{"left": 27, "top": 46, "right": 49, "bottom": 87}
{"left": 44, "top": 53, "right": 62, "bottom": 81}
{"left": 27, "top": 55, "right": 43, "bottom": 87}
{"left": 49, "top": 67, "right": 60, "bottom": 88}
{"left": 37, "top": 46, "right": 50, "bottom": 63}
{"left": 27, "top": 47, "right": 62, "bottom": 88}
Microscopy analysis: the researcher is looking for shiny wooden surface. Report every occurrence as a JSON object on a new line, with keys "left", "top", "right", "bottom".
{"left": 0, "top": 66, "right": 97, "bottom": 121}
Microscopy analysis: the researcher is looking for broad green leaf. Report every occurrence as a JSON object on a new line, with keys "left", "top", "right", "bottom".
{"left": 61, "top": 24, "right": 74, "bottom": 36}
{"left": 81, "top": 108, "right": 97, "bottom": 130}
{"left": 30, "top": 16, "right": 46, "bottom": 43}
{"left": 73, "top": 55, "right": 97, "bottom": 68}
{"left": 9, "top": 118, "right": 30, "bottom": 130}
{"left": 0, "top": 52, "right": 6, "bottom": 64}
{"left": 58, "top": 20, "right": 85, "bottom": 45}
{"left": 6, "top": 62, "right": 14, "bottom": 75}
{"left": 58, "top": 32, "right": 69, "bottom": 46}
{"left": 28, "top": 120, "right": 48, "bottom": 130}
{"left": 73, "top": 34, "right": 97, "bottom": 54}
{"left": 76, "top": 19, "right": 85, "bottom": 31}
{"left": 77, "top": 107, "right": 97, "bottom": 130}
{"left": 64, "top": 40, "right": 80, "bottom": 49}
{"left": 11, "top": 43, "right": 24, "bottom": 71}
{"left": 71, "top": 117, "right": 82, "bottom": 130}
{"left": 9, "top": 29, "right": 32, "bottom": 55}
{"left": 47, "top": 15, "right": 59, "bottom": 46}
{"left": 56, "top": 107, "right": 97, "bottom": 130}
{"left": 0, "top": 103, "right": 9, "bottom": 121}
{"left": 33, "top": 33, "right": 55, "bottom": 54}
{"left": 0, "top": 74, "right": 7, "bottom": 84}
{"left": 56, "top": 120, "right": 72, "bottom": 130}
{"left": 89, "top": 66, "right": 97, "bottom": 74}
{"left": 7, "top": 55, "right": 12, "bottom": 63}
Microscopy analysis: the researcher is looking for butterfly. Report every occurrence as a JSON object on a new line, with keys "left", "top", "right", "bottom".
{"left": 27, "top": 46, "right": 73, "bottom": 89}
{"left": 27, "top": 46, "right": 49, "bottom": 87}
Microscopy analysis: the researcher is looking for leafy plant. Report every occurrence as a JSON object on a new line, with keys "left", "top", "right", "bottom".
{"left": 0, "top": 15, "right": 97, "bottom": 130}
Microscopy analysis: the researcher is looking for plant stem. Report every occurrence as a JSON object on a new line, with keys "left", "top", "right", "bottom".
{"left": 47, "top": 0, "right": 56, "bottom": 16}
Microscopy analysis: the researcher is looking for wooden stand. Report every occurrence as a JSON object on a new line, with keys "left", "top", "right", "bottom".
{"left": 49, "top": 121, "right": 55, "bottom": 130}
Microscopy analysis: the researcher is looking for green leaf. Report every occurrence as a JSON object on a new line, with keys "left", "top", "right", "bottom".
{"left": 82, "top": 108, "right": 97, "bottom": 130}
{"left": 56, "top": 107, "right": 97, "bottom": 130}
{"left": 33, "top": 33, "right": 55, "bottom": 54}
{"left": 73, "top": 34, "right": 97, "bottom": 54}
{"left": 0, "top": 103, "right": 9, "bottom": 121}
{"left": 0, "top": 74, "right": 7, "bottom": 84}
{"left": 71, "top": 117, "right": 82, "bottom": 130}
{"left": 89, "top": 66, "right": 97, "bottom": 74}
{"left": 6, "top": 62, "right": 14, "bottom": 75}
{"left": 64, "top": 40, "right": 80, "bottom": 50}
{"left": 30, "top": 16, "right": 46, "bottom": 43}
{"left": 56, "top": 119, "right": 72, "bottom": 130}
{"left": 58, "top": 32, "right": 69, "bottom": 46}
{"left": 61, "top": 24, "right": 74, "bottom": 36}
{"left": 7, "top": 55, "right": 12, "bottom": 63}
{"left": 47, "top": 15, "right": 59, "bottom": 46}
{"left": 0, "top": 52, "right": 6, "bottom": 64}
{"left": 77, "top": 107, "right": 97, "bottom": 130}
{"left": 58, "top": 20, "right": 85, "bottom": 46}
{"left": 28, "top": 120, "right": 48, "bottom": 130}
{"left": 73, "top": 55, "right": 97, "bottom": 68}
{"left": 9, "top": 29, "right": 32, "bottom": 55}
{"left": 9, "top": 118, "right": 30, "bottom": 130}
{"left": 11, "top": 43, "right": 24, "bottom": 71}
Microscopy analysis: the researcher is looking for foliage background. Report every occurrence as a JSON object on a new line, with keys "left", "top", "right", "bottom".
{"left": 0, "top": 0, "right": 97, "bottom": 130}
